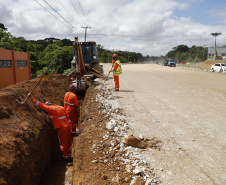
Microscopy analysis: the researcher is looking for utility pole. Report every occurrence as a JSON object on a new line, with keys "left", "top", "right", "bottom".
{"left": 203, "top": 45, "right": 205, "bottom": 60}
{"left": 81, "top": 26, "right": 91, "bottom": 42}
{"left": 211, "top": 32, "right": 222, "bottom": 60}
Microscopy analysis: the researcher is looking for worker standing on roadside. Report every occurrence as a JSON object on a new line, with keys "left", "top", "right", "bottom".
{"left": 64, "top": 85, "right": 79, "bottom": 135}
{"left": 110, "top": 54, "right": 122, "bottom": 91}
{"left": 29, "top": 95, "right": 72, "bottom": 161}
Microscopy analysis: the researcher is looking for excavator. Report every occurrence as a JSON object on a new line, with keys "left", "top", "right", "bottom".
{"left": 69, "top": 37, "right": 106, "bottom": 92}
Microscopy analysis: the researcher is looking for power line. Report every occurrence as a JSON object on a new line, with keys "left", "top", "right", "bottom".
{"left": 55, "top": 0, "right": 80, "bottom": 26}
{"left": 56, "top": 0, "right": 95, "bottom": 41}
{"left": 43, "top": 0, "right": 76, "bottom": 29}
{"left": 69, "top": 0, "right": 88, "bottom": 28}
{"left": 77, "top": 0, "right": 96, "bottom": 41}
{"left": 36, "top": 0, "right": 96, "bottom": 41}
{"left": 35, "top": 0, "right": 71, "bottom": 30}
{"left": 77, "top": 0, "right": 91, "bottom": 27}
{"left": 89, "top": 33, "right": 175, "bottom": 38}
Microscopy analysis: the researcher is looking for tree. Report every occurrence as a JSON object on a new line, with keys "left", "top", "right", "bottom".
{"left": 211, "top": 32, "right": 222, "bottom": 59}
{"left": 12, "top": 37, "right": 27, "bottom": 51}
{"left": 118, "top": 56, "right": 127, "bottom": 63}
{"left": 42, "top": 44, "right": 73, "bottom": 74}
{"left": 35, "top": 44, "right": 45, "bottom": 52}
{"left": 175, "top": 45, "right": 189, "bottom": 53}
{"left": 0, "top": 23, "right": 7, "bottom": 31}
{"left": 44, "top": 37, "right": 60, "bottom": 43}
{"left": 61, "top": 38, "right": 73, "bottom": 46}
{"left": 27, "top": 42, "right": 35, "bottom": 52}
{"left": 178, "top": 52, "right": 189, "bottom": 62}
{"left": 0, "top": 30, "right": 8, "bottom": 40}
{"left": 136, "top": 53, "right": 143, "bottom": 60}
{"left": 0, "top": 36, "right": 14, "bottom": 50}
{"left": 36, "top": 39, "right": 49, "bottom": 48}
{"left": 166, "top": 50, "right": 176, "bottom": 58}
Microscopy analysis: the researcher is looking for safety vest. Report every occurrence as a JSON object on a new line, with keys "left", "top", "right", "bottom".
{"left": 64, "top": 92, "right": 78, "bottom": 113}
{"left": 113, "top": 60, "right": 122, "bottom": 76}
{"left": 32, "top": 98, "right": 70, "bottom": 129}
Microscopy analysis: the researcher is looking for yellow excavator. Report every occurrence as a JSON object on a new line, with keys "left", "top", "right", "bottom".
{"left": 69, "top": 37, "right": 106, "bottom": 92}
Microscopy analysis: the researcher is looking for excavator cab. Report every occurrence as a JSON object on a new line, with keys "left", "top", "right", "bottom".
{"left": 71, "top": 38, "right": 103, "bottom": 73}
{"left": 80, "top": 42, "right": 99, "bottom": 65}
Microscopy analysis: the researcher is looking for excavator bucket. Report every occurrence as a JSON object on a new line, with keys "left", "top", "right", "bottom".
{"left": 72, "top": 79, "right": 87, "bottom": 93}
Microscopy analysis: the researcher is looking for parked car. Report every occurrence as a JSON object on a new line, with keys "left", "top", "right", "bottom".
{"left": 211, "top": 63, "right": 226, "bottom": 72}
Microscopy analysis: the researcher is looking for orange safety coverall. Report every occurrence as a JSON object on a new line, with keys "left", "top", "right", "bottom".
{"left": 32, "top": 98, "right": 72, "bottom": 160}
{"left": 112, "top": 60, "right": 120, "bottom": 90}
{"left": 64, "top": 92, "right": 78, "bottom": 134}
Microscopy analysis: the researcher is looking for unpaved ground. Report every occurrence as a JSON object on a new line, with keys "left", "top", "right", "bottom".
{"left": 0, "top": 72, "right": 161, "bottom": 185}
{"left": 72, "top": 84, "right": 161, "bottom": 185}
{"left": 1, "top": 63, "right": 225, "bottom": 185}
{"left": 0, "top": 70, "right": 160, "bottom": 185}
{"left": 107, "top": 63, "right": 226, "bottom": 184}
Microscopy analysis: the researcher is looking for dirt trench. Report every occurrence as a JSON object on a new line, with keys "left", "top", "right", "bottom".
{"left": 0, "top": 74, "right": 74, "bottom": 185}
{"left": 0, "top": 74, "right": 128, "bottom": 185}
{"left": 0, "top": 73, "right": 160, "bottom": 185}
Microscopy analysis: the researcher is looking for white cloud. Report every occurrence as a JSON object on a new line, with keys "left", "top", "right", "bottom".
{"left": 0, "top": 0, "right": 226, "bottom": 56}
{"left": 209, "top": 4, "right": 226, "bottom": 25}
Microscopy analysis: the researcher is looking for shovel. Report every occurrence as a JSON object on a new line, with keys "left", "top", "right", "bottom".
{"left": 104, "top": 65, "right": 113, "bottom": 82}
{"left": 16, "top": 65, "right": 51, "bottom": 105}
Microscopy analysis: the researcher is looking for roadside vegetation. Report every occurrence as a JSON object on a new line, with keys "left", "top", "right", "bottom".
{"left": 166, "top": 44, "right": 208, "bottom": 63}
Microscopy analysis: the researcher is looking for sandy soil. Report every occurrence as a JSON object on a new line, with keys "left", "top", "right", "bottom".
{"left": 108, "top": 63, "right": 226, "bottom": 185}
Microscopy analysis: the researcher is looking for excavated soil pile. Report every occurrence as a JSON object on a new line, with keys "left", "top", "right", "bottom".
{"left": 0, "top": 74, "right": 73, "bottom": 185}
{"left": 72, "top": 83, "right": 161, "bottom": 185}
{"left": 73, "top": 87, "right": 134, "bottom": 184}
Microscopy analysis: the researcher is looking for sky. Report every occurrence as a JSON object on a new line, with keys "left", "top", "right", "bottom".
{"left": 1, "top": 0, "right": 226, "bottom": 56}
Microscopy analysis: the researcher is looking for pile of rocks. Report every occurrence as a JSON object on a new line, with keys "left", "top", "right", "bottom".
{"left": 93, "top": 79, "right": 160, "bottom": 185}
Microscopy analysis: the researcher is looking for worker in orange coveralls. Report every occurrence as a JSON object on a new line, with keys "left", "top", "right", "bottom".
{"left": 29, "top": 95, "right": 72, "bottom": 161}
{"left": 64, "top": 85, "right": 78, "bottom": 135}
{"left": 110, "top": 54, "right": 122, "bottom": 91}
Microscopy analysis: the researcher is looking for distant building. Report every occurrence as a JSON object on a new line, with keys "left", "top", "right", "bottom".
{"left": 0, "top": 48, "right": 31, "bottom": 89}
{"left": 208, "top": 47, "right": 226, "bottom": 60}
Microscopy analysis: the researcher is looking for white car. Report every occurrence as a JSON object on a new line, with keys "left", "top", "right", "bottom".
{"left": 211, "top": 63, "right": 226, "bottom": 72}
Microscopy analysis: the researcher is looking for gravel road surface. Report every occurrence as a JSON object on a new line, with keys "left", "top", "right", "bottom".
{"left": 104, "top": 63, "right": 226, "bottom": 185}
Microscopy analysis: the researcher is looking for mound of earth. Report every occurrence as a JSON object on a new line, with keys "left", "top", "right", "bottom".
{"left": 0, "top": 74, "right": 72, "bottom": 185}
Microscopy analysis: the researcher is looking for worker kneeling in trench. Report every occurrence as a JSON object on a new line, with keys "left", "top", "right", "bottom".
{"left": 28, "top": 93, "right": 72, "bottom": 161}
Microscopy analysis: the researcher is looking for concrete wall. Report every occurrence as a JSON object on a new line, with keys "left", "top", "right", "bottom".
{"left": 0, "top": 49, "right": 31, "bottom": 89}
{"left": 208, "top": 47, "right": 226, "bottom": 59}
